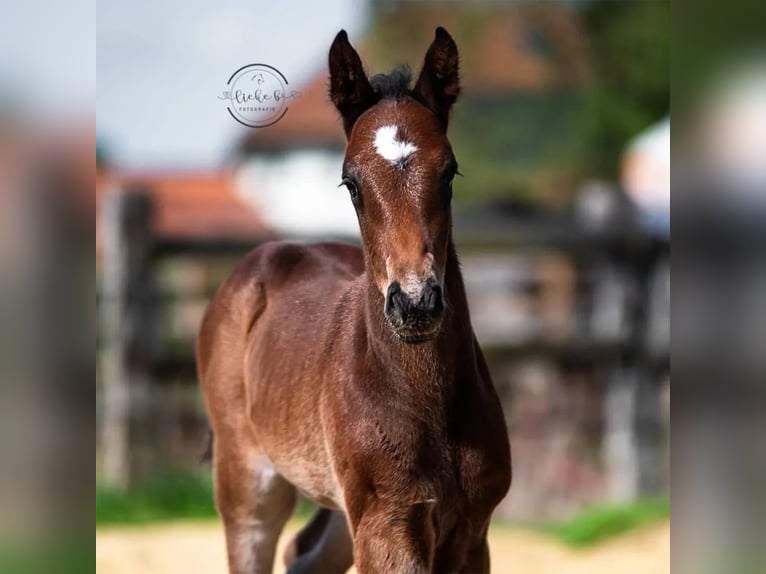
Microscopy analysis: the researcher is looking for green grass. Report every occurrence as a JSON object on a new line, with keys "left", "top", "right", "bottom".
{"left": 533, "top": 497, "right": 670, "bottom": 547}
{"left": 97, "top": 473, "right": 217, "bottom": 525}
{"left": 97, "top": 474, "right": 669, "bottom": 548}
{"left": 96, "top": 473, "right": 318, "bottom": 526}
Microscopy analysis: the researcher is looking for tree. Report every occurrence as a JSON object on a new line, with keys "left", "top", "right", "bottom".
{"left": 578, "top": 0, "right": 670, "bottom": 179}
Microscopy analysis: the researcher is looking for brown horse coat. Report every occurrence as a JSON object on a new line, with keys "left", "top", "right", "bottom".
{"left": 198, "top": 28, "right": 511, "bottom": 574}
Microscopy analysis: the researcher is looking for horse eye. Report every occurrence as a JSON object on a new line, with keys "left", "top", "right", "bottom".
{"left": 340, "top": 178, "right": 359, "bottom": 200}
{"left": 442, "top": 173, "right": 455, "bottom": 202}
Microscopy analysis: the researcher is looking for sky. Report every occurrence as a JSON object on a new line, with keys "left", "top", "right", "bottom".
{"left": 0, "top": 0, "right": 95, "bottom": 119}
{"left": 97, "top": 0, "right": 368, "bottom": 171}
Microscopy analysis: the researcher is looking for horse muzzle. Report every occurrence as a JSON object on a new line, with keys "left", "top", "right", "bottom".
{"left": 384, "top": 280, "right": 444, "bottom": 343}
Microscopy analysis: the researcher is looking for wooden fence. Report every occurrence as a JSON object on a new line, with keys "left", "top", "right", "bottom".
{"left": 97, "top": 186, "right": 669, "bottom": 517}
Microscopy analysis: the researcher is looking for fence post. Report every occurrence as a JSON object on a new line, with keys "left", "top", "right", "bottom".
{"left": 603, "top": 245, "right": 666, "bottom": 502}
{"left": 604, "top": 367, "right": 640, "bottom": 500}
{"left": 100, "top": 188, "right": 155, "bottom": 490}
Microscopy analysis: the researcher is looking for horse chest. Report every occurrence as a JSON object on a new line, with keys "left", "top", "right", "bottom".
{"left": 336, "top": 402, "right": 506, "bottom": 518}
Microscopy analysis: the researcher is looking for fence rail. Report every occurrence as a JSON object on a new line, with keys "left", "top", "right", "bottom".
{"left": 97, "top": 186, "right": 669, "bottom": 517}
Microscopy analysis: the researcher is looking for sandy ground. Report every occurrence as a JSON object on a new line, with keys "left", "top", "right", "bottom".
{"left": 97, "top": 519, "right": 669, "bottom": 574}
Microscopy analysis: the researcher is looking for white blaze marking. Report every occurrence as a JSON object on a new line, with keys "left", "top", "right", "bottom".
{"left": 374, "top": 125, "right": 417, "bottom": 166}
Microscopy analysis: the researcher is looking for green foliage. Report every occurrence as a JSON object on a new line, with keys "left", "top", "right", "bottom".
{"left": 450, "top": 92, "right": 584, "bottom": 205}
{"left": 535, "top": 497, "right": 670, "bottom": 547}
{"left": 577, "top": 0, "right": 670, "bottom": 179}
{"left": 336, "top": 2, "right": 673, "bottom": 204}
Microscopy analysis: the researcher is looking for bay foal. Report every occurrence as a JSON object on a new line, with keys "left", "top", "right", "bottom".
{"left": 197, "top": 28, "right": 511, "bottom": 573}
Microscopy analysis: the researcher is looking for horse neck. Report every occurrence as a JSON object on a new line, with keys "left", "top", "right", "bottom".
{"left": 361, "top": 238, "right": 476, "bottom": 385}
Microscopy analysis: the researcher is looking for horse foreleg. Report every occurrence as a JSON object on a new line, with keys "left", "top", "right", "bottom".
{"left": 351, "top": 501, "right": 436, "bottom": 574}
{"left": 214, "top": 443, "right": 296, "bottom": 574}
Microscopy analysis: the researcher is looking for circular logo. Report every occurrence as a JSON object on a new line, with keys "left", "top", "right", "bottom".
{"left": 219, "top": 64, "right": 300, "bottom": 128}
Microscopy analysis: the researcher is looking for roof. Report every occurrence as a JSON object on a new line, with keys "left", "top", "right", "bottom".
{"left": 96, "top": 170, "right": 272, "bottom": 257}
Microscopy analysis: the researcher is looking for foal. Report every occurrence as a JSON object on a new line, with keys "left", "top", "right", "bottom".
{"left": 197, "top": 28, "right": 511, "bottom": 573}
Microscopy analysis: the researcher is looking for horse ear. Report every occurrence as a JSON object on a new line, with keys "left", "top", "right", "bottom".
{"left": 328, "top": 30, "right": 376, "bottom": 137}
{"left": 413, "top": 27, "right": 461, "bottom": 129}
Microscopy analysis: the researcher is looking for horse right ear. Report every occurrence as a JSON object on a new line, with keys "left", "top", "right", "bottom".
{"left": 328, "top": 30, "right": 376, "bottom": 137}
{"left": 413, "top": 27, "right": 460, "bottom": 129}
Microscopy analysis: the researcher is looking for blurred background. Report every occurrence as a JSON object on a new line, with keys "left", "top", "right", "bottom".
{"left": 0, "top": 0, "right": 682, "bottom": 572}
{"left": 92, "top": 0, "right": 670, "bottom": 572}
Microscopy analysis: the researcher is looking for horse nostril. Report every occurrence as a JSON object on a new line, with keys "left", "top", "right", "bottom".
{"left": 386, "top": 281, "right": 442, "bottom": 323}
{"left": 423, "top": 284, "right": 444, "bottom": 316}
{"left": 385, "top": 282, "right": 407, "bottom": 317}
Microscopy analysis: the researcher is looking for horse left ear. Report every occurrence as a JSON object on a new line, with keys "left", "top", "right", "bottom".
{"left": 414, "top": 27, "right": 461, "bottom": 129}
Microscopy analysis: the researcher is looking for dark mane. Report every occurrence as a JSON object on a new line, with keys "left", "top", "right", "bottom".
{"left": 370, "top": 66, "right": 413, "bottom": 100}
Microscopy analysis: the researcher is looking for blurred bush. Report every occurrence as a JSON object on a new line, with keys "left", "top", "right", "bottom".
{"left": 367, "top": 1, "right": 669, "bottom": 205}
{"left": 536, "top": 497, "right": 669, "bottom": 547}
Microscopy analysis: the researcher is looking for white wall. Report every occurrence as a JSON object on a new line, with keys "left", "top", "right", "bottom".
{"left": 235, "top": 150, "right": 360, "bottom": 238}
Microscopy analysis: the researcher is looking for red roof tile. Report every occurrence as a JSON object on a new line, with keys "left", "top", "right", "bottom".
{"left": 96, "top": 171, "right": 272, "bottom": 257}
